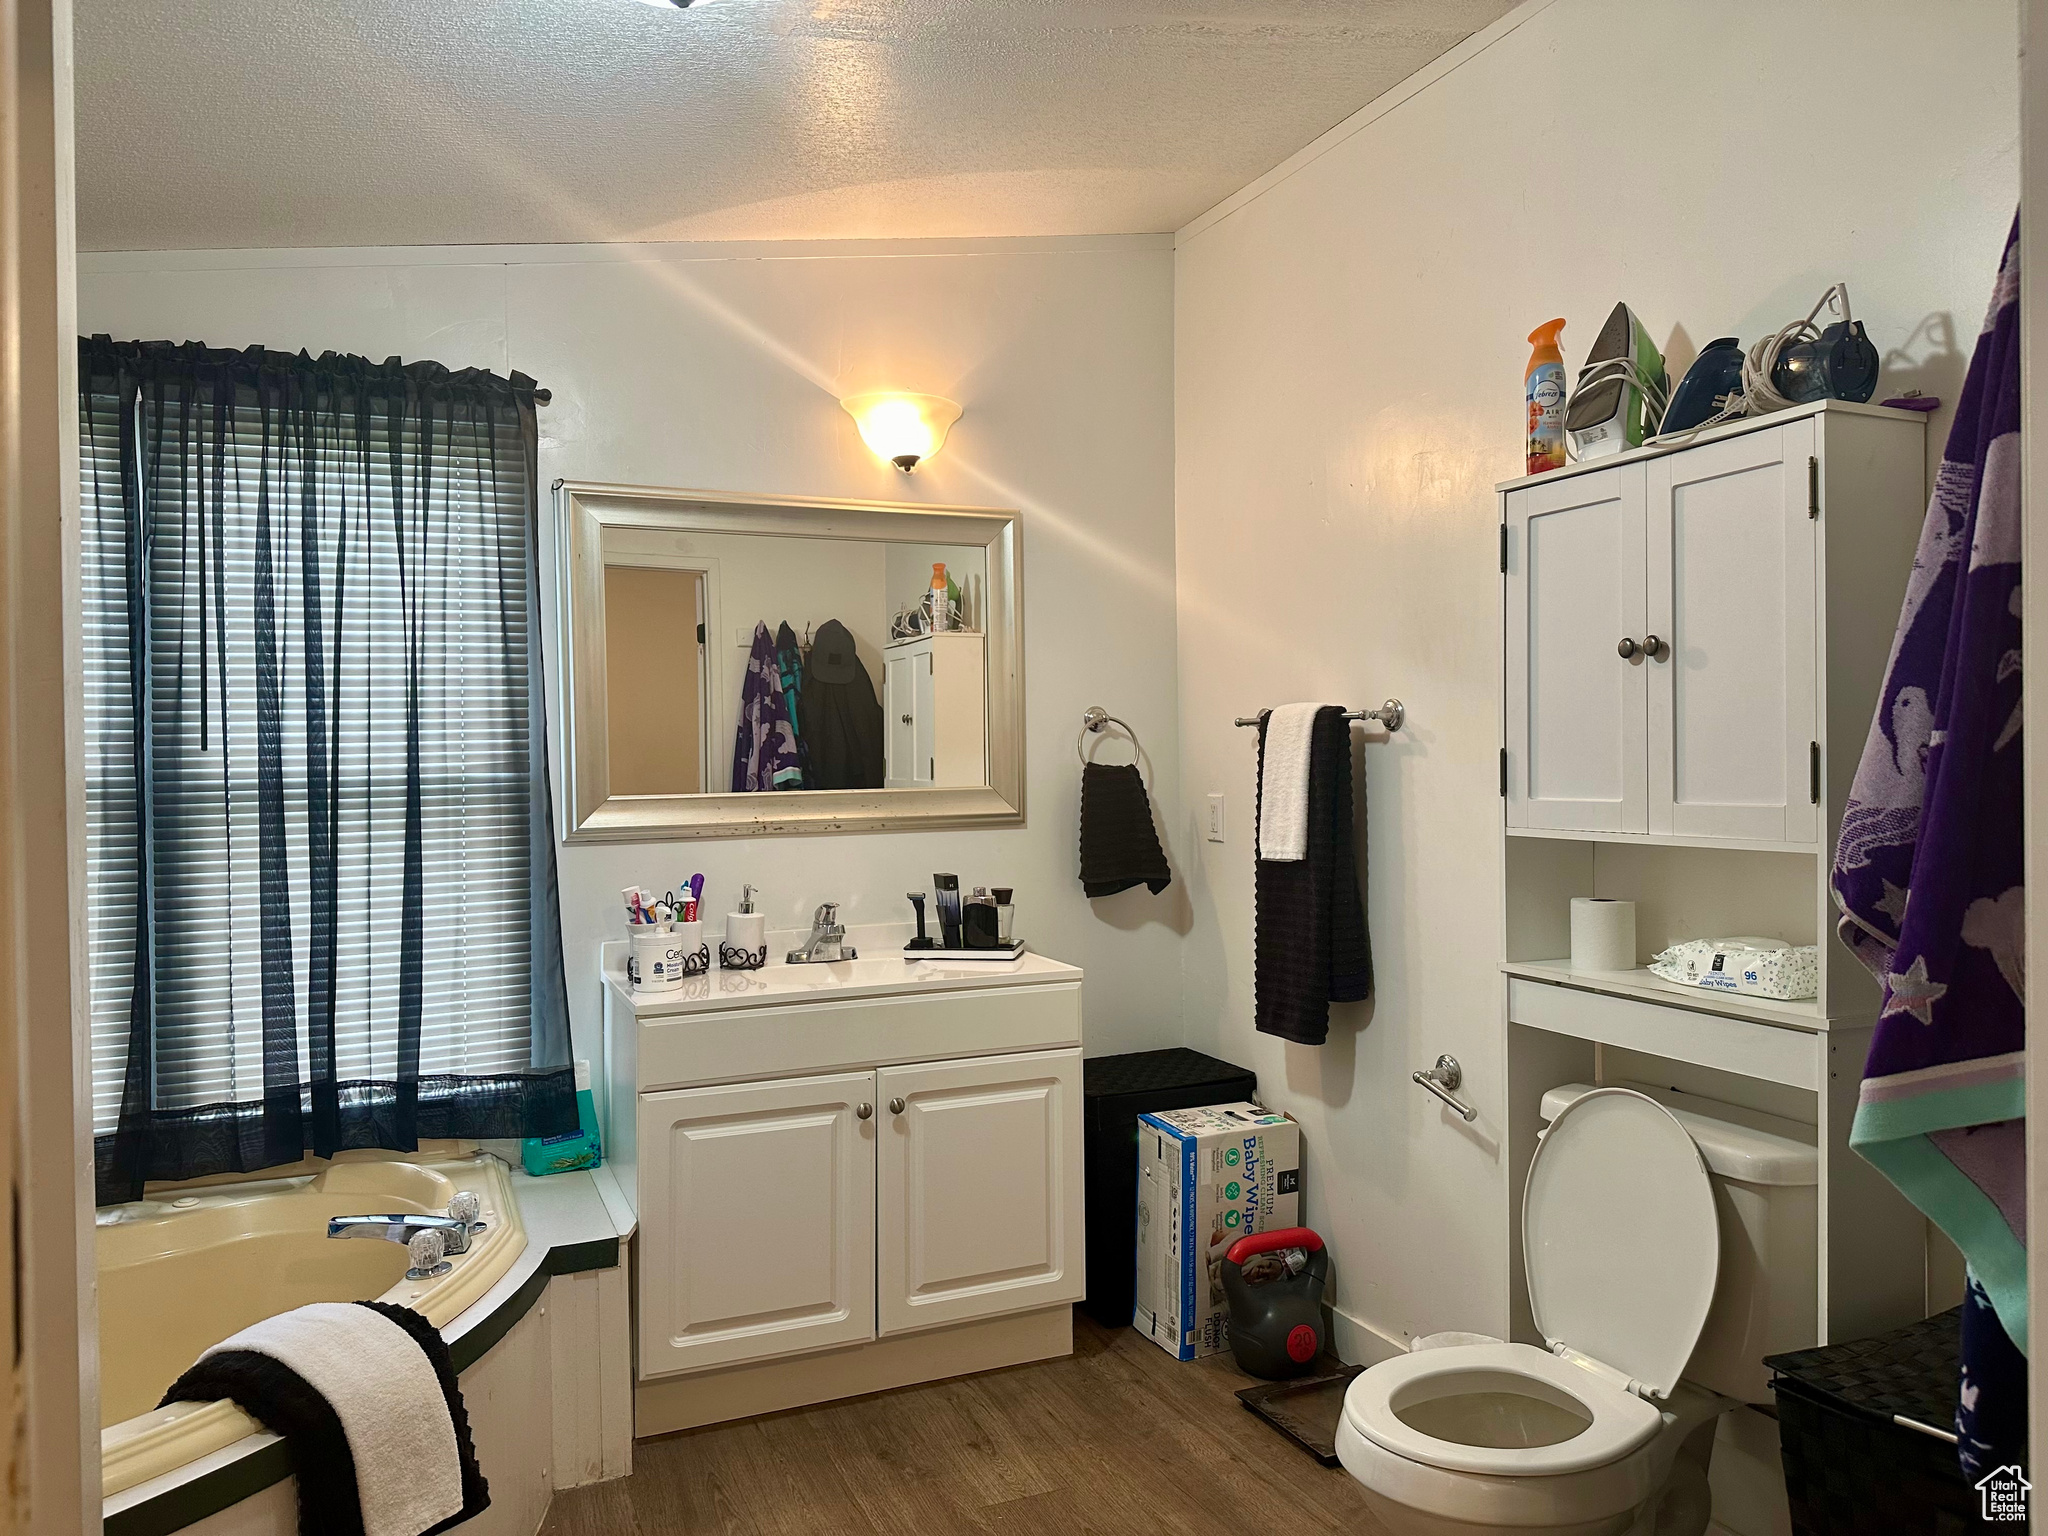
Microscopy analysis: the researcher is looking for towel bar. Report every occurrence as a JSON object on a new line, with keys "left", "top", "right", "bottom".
{"left": 1078, "top": 705, "right": 1145, "bottom": 766}
{"left": 1234, "top": 699, "right": 1404, "bottom": 732}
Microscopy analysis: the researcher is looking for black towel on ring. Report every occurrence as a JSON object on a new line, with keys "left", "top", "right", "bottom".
{"left": 1254, "top": 705, "right": 1372, "bottom": 1044}
{"left": 1079, "top": 761, "right": 1172, "bottom": 898}
{"left": 158, "top": 1302, "right": 490, "bottom": 1536}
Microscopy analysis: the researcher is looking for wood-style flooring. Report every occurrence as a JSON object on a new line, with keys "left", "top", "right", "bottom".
{"left": 541, "top": 1312, "right": 1388, "bottom": 1535}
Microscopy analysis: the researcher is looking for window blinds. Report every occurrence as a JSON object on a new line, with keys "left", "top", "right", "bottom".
{"left": 81, "top": 342, "right": 573, "bottom": 1196}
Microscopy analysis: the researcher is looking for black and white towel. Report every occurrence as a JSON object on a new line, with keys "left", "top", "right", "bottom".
{"left": 1254, "top": 704, "right": 1372, "bottom": 1044}
{"left": 160, "top": 1301, "right": 489, "bottom": 1536}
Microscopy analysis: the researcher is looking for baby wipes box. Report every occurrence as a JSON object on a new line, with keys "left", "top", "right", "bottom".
{"left": 1133, "top": 1102, "right": 1300, "bottom": 1360}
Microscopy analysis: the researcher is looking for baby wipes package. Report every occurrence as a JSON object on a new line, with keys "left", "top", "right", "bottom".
{"left": 1133, "top": 1102, "right": 1300, "bottom": 1360}
{"left": 1648, "top": 937, "right": 1818, "bottom": 1001}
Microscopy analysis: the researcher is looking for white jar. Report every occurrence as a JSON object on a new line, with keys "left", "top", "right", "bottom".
{"left": 629, "top": 924, "right": 685, "bottom": 992}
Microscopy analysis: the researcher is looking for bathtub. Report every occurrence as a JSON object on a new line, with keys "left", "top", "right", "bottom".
{"left": 97, "top": 1147, "right": 526, "bottom": 1498}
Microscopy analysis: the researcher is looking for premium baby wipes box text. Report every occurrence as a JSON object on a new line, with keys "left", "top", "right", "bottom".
{"left": 1133, "top": 1103, "right": 1301, "bottom": 1360}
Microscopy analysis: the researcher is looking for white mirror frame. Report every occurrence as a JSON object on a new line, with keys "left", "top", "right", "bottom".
{"left": 554, "top": 480, "right": 1025, "bottom": 842}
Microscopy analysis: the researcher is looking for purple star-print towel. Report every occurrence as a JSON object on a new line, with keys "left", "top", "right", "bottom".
{"left": 1833, "top": 213, "right": 2026, "bottom": 1350}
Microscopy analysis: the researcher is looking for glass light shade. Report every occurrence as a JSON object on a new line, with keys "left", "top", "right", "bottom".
{"left": 840, "top": 393, "right": 963, "bottom": 472}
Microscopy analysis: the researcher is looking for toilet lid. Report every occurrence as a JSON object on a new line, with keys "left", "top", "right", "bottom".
{"left": 1523, "top": 1087, "right": 1719, "bottom": 1399}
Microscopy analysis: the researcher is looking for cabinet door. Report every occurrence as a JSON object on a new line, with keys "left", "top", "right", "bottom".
{"left": 637, "top": 1073, "right": 876, "bottom": 1378}
{"left": 1504, "top": 465, "right": 1648, "bottom": 832}
{"left": 913, "top": 651, "right": 937, "bottom": 786}
{"left": 1645, "top": 421, "right": 1818, "bottom": 842}
{"left": 884, "top": 652, "right": 915, "bottom": 787}
{"left": 876, "top": 1048, "right": 1084, "bottom": 1336}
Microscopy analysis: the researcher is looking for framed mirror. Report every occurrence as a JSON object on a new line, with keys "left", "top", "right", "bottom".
{"left": 555, "top": 481, "right": 1024, "bottom": 841}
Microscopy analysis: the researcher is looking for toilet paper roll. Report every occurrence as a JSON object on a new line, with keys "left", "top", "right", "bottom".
{"left": 1569, "top": 897, "right": 1637, "bottom": 972}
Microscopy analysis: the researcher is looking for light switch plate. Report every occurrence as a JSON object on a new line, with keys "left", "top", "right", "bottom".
{"left": 1206, "top": 793, "right": 1226, "bottom": 843}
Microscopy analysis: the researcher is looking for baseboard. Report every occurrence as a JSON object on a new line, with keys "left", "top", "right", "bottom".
{"left": 1324, "top": 1302, "right": 1410, "bottom": 1369}
{"left": 635, "top": 1305, "right": 1073, "bottom": 1437}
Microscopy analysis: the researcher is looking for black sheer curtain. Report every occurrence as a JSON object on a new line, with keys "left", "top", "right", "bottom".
{"left": 82, "top": 338, "right": 575, "bottom": 1205}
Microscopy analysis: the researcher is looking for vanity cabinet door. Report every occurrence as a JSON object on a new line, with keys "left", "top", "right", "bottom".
{"left": 1645, "top": 421, "right": 1818, "bottom": 842}
{"left": 875, "top": 1048, "right": 1084, "bottom": 1336}
{"left": 636, "top": 1072, "right": 876, "bottom": 1378}
{"left": 1504, "top": 464, "right": 1649, "bottom": 832}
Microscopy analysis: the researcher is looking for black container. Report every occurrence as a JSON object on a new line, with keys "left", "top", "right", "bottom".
{"left": 963, "top": 888, "right": 1002, "bottom": 948}
{"left": 1081, "top": 1048, "right": 1257, "bottom": 1328}
{"left": 1765, "top": 1307, "right": 1976, "bottom": 1535}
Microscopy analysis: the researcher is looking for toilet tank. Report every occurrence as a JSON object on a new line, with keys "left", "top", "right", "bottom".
{"left": 1539, "top": 1081, "right": 1818, "bottom": 1403}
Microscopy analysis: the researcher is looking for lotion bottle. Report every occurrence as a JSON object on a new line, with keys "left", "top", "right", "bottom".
{"left": 725, "top": 884, "right": 765, "bottom": 964}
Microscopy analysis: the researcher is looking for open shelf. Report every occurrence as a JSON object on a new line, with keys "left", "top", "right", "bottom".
{"left": 1501, "top": 958, "right": 1825, "bottom": 1031}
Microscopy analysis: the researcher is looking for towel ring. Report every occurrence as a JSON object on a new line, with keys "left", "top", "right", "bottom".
{"left": 1078, "top": 705, "right": 1144, "bottom": 768}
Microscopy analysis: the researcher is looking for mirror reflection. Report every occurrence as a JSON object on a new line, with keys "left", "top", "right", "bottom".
{"left": 601, "top": 528, "right": 989, "bottom": 797}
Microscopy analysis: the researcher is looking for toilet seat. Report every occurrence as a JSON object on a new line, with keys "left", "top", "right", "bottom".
{"left": 1343, "top": 1341, "right": 1662, "bottom": 1476}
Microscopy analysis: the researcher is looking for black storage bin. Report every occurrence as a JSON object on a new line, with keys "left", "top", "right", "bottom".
{"left": 1765, "top": 1307, "right": 1977, "bottom": 1535}
{"left": 1081, "top": 1048, "right": 1257, "bottom": 1327}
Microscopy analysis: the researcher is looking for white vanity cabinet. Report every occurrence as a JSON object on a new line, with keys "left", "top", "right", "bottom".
{"left": 883, "top": 631, "right": 987, "bottom": 788}
{"left": 604, "top": 947, "right": 1083, "bottom": 1435}
{"left": 1504, "top": 403, "right": 1921, "bottom": 844}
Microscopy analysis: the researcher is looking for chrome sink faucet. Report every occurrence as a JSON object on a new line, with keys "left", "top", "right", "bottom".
{"left": 788, "top": 902, "right": 858, "bottom": 964}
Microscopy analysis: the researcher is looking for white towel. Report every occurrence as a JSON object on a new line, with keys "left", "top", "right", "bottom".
{"left": 1257, "top": 703, "right": 1337, "bottom": 861}
{"left": 202, "top": 1303, "right": 464, "bottom": 1536}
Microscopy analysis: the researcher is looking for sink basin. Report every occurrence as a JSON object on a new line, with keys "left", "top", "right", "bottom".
{"left": 607, "top": 945, "right": 1080, "bottom": 1016}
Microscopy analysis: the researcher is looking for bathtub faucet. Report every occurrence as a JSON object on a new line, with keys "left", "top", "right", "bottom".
{"left": 327, "top": 1192, "right": 487, "bottom": 1256}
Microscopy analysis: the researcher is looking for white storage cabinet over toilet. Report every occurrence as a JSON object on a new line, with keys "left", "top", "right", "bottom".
{"left": 883, "top": 631, "right": 987, "bottom": 788}
{"left": 1495, "top": 401, "right": 1938, "bottom": 1529}
{"left": 601, "top": 948, "right": 1084, "bottom": 1435}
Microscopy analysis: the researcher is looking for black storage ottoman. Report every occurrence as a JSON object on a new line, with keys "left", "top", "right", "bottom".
{"left": 1765, "top": 1307, "right": 1978, "bottom": 1535}
{"left": 1081, "top": 1048, "right": 1257, "bottom": 1328}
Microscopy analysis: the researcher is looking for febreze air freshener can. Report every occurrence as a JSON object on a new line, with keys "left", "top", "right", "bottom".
{"left": 1525, "top": 318, "right": 1568, "bottom": 474}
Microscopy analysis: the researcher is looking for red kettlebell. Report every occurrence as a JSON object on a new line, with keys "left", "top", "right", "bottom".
{"left": 1220, "top": 1226, "right": 1328, "bottom": 1379}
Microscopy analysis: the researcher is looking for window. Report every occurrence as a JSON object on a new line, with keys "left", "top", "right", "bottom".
{"left": 82, "top": 340, "right": 572, "bottom": 1202}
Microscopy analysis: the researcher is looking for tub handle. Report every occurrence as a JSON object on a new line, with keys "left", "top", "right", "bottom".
{"left": 449, "top": 1190, "right": 487, "bottom": 1236}
{"left": 407, "top": 1229, "right": 452, "bottom": 1281}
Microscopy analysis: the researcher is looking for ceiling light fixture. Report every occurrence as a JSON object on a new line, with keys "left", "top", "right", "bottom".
{"left": 840, "top": 393, "right": 963, "bottom": 473}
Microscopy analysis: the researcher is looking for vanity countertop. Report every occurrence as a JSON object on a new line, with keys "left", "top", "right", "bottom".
{"left": 602, "top": 929, "right": 1082, "bottom": 1019}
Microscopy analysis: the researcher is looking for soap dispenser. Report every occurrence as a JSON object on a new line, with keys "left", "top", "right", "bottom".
{"left": 724, "top": 884, "right": 766, "bottom": 969}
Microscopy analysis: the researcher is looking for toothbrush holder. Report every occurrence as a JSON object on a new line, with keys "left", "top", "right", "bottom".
{"left": 674, "top": 920, "right": 710, "bottom": 978}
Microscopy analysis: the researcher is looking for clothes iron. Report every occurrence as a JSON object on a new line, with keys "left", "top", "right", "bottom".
{"left": 1566, "top": 302, "right": 1668, "bottom": 459}
{"left": 1659, "top": 336, "right": 1746, "bottom": 435}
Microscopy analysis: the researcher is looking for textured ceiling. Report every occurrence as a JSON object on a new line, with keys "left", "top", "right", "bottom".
{"left": 73, "top": 0, "right": 1518, "bottom": 251}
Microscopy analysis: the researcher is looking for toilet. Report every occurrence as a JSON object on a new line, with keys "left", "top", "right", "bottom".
{"left": 1336, "top": 1083, "right": 1820, "bottom": 1536}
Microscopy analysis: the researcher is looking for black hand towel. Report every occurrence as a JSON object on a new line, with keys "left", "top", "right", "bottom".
{"left": 1254, "top": 705, "right": 1372, "bottom": 1043}
{"left": 159, "top": 1301, "right": 490, "bottom": 1536}
{"left": 1079, "top": 761, "right": 1172, "bottom": 897}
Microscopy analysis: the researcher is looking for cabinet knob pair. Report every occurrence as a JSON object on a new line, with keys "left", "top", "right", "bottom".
{"left": 1617, "top": 635, "right": 1667, "bottom": 661}
{"left": 855, "top": 1100, "right": 907, "bottom": 1120}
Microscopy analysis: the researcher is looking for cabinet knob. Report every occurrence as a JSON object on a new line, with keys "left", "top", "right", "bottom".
{"left": 856, "top": 1102, "right": 873, "bottom": 1120}
{"left": 1643, "top": 634, "right": 1667, "bottom": 660}
{"left": 889, "top": 1097, "right": 906, "bottom": 1116}
{"left": 1616, "top": 637, "right": 1638, "bottom": 659}
{"left": 901, "top": 714, "right": 913, "bottom": 724}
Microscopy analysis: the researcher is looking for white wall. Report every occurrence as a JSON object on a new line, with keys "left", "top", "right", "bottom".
{"left": 79, "top": 234, "right": 1185, "bottom": 1069}
{"left": 1173, "top": 0, "right": 2017, "bottom": 1358}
